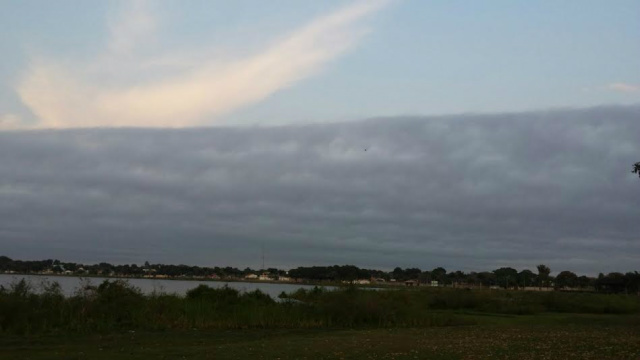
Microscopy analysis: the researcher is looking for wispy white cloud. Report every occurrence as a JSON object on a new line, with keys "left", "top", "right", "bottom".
{"left": 607, "top": 83, "right": 639, "bottom": 93}
{"left": 107, "top": 0, "right": 157, "bottom": 57}
{"left": 17, "top": 0, "right": 390, "bottom": 128}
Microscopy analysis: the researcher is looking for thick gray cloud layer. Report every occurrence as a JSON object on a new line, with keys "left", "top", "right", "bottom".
{"left": 1, "top": 105, "right": 639, "bottom": 274}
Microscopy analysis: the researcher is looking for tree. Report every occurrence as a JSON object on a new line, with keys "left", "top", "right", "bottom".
{"left": 537, "top": 264, "right": 551, "bottom": 287}
{"left": 405, "top": 268, "right": 422, "bottom": 280}
{"left": 493, "top": 267, "right": 518, "bottom": 288}
{"left": 633, "top": 162, "right": 640, "bottom": 178}
{"left": 392, "top": 267, "right": 406, "bottom": 281}
{"left": 625, "top": 271, "right": 640, "bottom": 295}
{"left": 448, "top": 270, "right": 466, "bottom": 286}
{"left": 431, "top": 267, "right": 447, "bottom": 284}
{"left": 52, "top": 264, "right": 64, "bottom": 273}
{"left": 477, "top": 271, "right": 497, "bottom": 287}
{"left": 596, "top": 272, "right": 626, "bottom": 294}
{"left": 517, "top": 269, "right": 536, "bottom": 288}
{"left": 555, "top": 271, "right": 578, "bottom": 289}
{"left": 0, "top": 256, "right": 12, "bottom": 270}
{"left": 418, "top": 271, "right": 432, "bottom": 284}
{"left": 466, "top": 271, "right": 479, "bottom": 286}
{"left": 577, "top": 275, "right": 593, "bottom": 289}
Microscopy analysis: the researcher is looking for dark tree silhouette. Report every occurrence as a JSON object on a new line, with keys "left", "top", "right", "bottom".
{"left": 537, "top": 264, "right": 551, "bottom": 287}
{"left": 634, "top": 162, "right": 640, "bottom": 178}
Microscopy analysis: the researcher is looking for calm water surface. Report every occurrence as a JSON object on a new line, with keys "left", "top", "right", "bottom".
{"left": 0, "top": 274, "right": 331, "bottom": 298}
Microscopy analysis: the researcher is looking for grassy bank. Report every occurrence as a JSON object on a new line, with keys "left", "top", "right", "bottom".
{"left": 1, "top": 279, "right": 639, "bottom": 335}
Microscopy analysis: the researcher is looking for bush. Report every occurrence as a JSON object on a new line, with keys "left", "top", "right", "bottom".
{"left": 186, "top": 284, "right": 241, "bottom": 304}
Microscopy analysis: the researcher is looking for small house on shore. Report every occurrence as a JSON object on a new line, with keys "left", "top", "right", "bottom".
{"left": 405, "top": 280, "right": 419, "bottom": 287}
{"left": 258, "top": 273, "right": 271, "bottom": 281}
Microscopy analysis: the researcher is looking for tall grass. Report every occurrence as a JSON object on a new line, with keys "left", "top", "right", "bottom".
{"left": 1, "top": 279, "right": 638, "bottom": 335}
{"left": 422, "top": 288, "right": 640, "bottom": 315}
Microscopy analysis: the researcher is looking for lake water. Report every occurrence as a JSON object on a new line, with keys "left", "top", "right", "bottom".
{"left": 0, "top": 274, "right": 331, "bottom": 299}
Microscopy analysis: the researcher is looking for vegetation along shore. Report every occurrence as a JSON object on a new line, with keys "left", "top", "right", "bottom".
{"left": 1, "top": 277, "right": 639, "bottom": 359}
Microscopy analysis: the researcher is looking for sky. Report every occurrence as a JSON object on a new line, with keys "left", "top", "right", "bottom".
{"left": 1, "top": 1, "right": 639, "bottom": 274}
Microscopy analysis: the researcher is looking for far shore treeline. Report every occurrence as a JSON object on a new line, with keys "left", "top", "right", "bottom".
{"left": 1, "top": 255, "right": 638, "bottom": 294}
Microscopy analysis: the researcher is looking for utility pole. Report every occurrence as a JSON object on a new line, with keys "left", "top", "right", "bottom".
{"left": 261, "top": 242, "right": 265, "bottom": 272}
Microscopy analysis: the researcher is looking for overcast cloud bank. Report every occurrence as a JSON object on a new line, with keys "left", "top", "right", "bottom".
{"left": 1, "top": 105, "right": 639, "bottom": 274}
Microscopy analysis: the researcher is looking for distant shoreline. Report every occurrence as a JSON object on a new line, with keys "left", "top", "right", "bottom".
{"left": 0, "top": 272, "right": 388, "bottom": 289}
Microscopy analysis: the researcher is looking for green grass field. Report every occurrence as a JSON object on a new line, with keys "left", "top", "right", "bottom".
{"left": 2, "top": 313, "right": 639, "bottom": 360}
